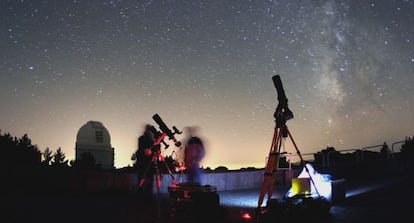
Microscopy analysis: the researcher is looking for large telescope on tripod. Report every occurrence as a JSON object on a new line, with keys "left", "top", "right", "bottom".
{"left": 257, "top": 75, "right": 325, "bottom": 211}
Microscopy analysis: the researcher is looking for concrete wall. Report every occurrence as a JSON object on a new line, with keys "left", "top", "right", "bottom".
{"left": 150, "top": 169, "right": 300, "bottom": 194}
{"left": 66, "top": 168, "right": 346, "bottom": 203}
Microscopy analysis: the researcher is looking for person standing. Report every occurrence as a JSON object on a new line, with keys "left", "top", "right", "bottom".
{"left": 184, "top": 134, "right": 206, "bottom": 185}
{"left": 381, "top": 141, "right": 390, "bottom": 159}
{"left": 136, "top": 124, "right": 156, "bottom": 200}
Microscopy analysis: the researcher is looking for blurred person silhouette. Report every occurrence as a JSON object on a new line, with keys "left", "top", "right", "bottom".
{"left": 183, "top": 126, "right": 206, "bottom": 185}
{"left": 381, "top": 141, "right": 390, "bottom": 159}
{"left": 135, "top": 124, "right": 156, "bottom": 200}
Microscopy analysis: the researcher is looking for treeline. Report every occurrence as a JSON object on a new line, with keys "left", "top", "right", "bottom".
{"left": 0, "top": 130, "right": 121, "bottom": 170}
{"left": 0, "top": 131, "right": 132, "bottom": 199}
{"left": 0, "top": 131, "right": 70, "bottom": 170}
{"left": 0, "top": 131, "right": 180, "bottom": 195}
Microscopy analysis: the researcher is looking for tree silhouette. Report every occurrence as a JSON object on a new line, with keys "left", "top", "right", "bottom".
{"left": 0, "top": 131, "right": 17, "bottom": 168}
{"left": 42, "top": 147, "right": 53, "bottom": 166}
{"left": 51, "top": 147, "right": 68, "bottom": 167}
{"left": 131, "top": 150, "right": 138, "bottom": 167}
{"left": 72, "top": 152, "right": 100, "bottom": 169}
{"left": 401, "top": 138, "right": 414, "bottom": 166}
{"left": 16, "top": 133, "right": 41, "bottom": 167}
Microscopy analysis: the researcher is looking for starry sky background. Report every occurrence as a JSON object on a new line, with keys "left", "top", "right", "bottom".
{"left": 1, "top": 0, "right": 413, "bottom": 170}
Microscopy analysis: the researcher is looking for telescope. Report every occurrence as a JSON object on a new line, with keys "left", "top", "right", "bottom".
{"left": 152, "top": 113, "right": 182, "bottom": 147}
{"left": 272, "top": 75, "right": 293, "bottom": 127}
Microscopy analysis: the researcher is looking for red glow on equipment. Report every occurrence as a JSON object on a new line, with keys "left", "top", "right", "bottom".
{"left": 155, "top": 132, "right": 167, "bottom": 145}
{"left": 157, "top": 175, "right": 161, "bottom": 188}
{"left": 144, "top": 148, "right": 152, "bottom": 156}
{"left": 175, "top": 165, "right": 186, "bottom": 172}
{"left": 139, "top": 178, "right": 145, "bottom": 187}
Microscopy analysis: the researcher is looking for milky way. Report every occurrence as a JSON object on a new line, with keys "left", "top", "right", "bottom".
{"left": 1, "top": 0, "right": 413, "bottom": 169}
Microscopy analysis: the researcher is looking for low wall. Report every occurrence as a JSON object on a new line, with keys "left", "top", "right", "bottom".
{"left": 147, "top": 169, "right": 300, "bottom": 194}
{"left": 55, "top": 169, "right": 300, "bottom": 195}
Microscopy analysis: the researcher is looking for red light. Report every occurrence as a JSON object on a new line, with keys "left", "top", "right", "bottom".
{"left": 241, "top": 212, "right": 252, "bottom": 220}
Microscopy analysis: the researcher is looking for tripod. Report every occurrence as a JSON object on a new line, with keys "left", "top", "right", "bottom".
{"left": 139, "top": 132, "right": 178, "bottom": 218}
{"left": 257, "top": 119, "right": 321, "bottom": 210}
{"left": 139, "top": 132, "right": 178, "bottom": 190}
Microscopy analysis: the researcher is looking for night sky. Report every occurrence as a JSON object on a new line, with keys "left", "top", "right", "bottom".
{"left": 1, "top": 0, "right": 413, "bottom": 170}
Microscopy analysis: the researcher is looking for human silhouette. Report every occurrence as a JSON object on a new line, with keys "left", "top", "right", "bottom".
{"left": 183, "top": 127, "right": 206, "bottom": 185}
{"left": 136, "top": 124, "right": 156, "bottom": 200}
{"left": 381, "top": 141, "right": 390, "bottom": 159}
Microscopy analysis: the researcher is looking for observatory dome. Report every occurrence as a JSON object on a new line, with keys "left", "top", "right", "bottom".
{"left": 76, "top": 121, "right": 111, "bottom": 146}
{"left": 75, "top": 121, "right": 114, "bottom": 169}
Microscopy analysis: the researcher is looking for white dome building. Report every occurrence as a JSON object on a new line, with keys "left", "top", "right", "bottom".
{"left": 75, "top": 121, "right": 114, "bottom": 169}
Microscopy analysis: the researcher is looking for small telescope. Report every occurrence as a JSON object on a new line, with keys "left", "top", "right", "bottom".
{"left": 152, "top": 113, "right": 182, "bottom": 147}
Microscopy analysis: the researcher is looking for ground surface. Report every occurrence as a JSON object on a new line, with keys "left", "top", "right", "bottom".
{"left": 3, "top": 174, "right": 412, "bottom": 223}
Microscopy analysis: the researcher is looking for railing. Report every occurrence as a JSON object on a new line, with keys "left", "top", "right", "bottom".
{"left": 392, "top": 140, "right": 406, "bottom": 154}
{"left": 359, "top": 144, "right": 387, "bottom": 162}
{"left": 265, "top": 152, "right": 317, "bottom": 170}
{"left": 326, "top": 148, "right": 362, "bottom": 167}
{"left": 277, "top": 138, "right": 411, "bottom": 168}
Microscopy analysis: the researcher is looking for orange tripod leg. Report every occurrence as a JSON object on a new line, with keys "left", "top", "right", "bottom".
{"left": 265, "top": 151, "right": 281, "bottom": 200}
{"left": 257, "top": 128, "right": 282, "bottom": 208}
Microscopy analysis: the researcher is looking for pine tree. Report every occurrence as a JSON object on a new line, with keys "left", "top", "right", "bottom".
{"left": 51, "top": 147, "right": 68, "bottom": 167}
{"left": 42, "top": 147, "right": 53, "bottom": 166}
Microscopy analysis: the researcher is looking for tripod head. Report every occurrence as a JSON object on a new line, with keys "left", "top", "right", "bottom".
{"left": 149, "top": 125, "right": 170, "bottom": 149}
{"left": 272, "top": 75, "right": 293, "bottom": 130}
